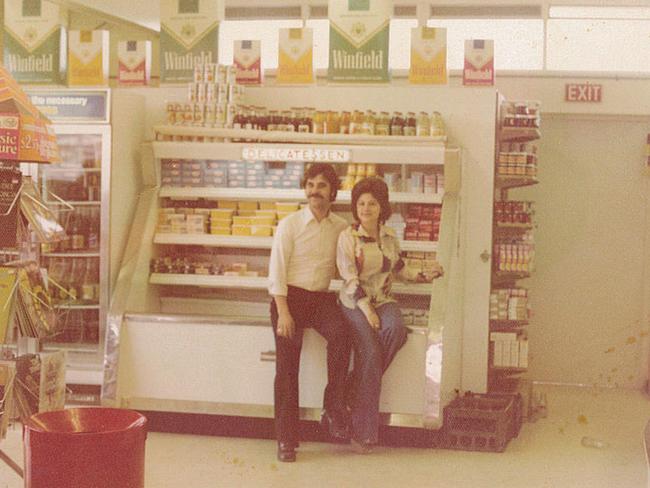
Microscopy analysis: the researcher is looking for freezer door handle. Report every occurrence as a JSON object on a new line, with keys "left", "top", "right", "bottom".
{"left": 260, "top": 350, "right": 276, "bottom": 362}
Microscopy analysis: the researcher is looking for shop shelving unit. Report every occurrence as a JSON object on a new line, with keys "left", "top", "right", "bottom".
{"left": 488, "top": 100, "right": 541, "bottom": 394}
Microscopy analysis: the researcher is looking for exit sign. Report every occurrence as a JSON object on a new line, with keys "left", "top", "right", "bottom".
{"left": 565, "top": 83, "right": 602, "bottom": 102}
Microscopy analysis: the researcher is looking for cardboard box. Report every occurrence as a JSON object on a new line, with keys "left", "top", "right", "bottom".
{"left": 234, "top": 40, "right": 262, "bottom": 85}
{"left": 160, "top": 0, "right": 220, "bottom": 83}
{"left": 68, "top": 30, "right": 109, "bottom": 86}
{"left": 3, "top": 0, "right": 67, "bottom": 84}
{"left": 117, "top": 40, "right": 151, "bottom": 86}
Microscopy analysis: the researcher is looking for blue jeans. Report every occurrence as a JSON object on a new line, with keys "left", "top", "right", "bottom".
{"left": 340, "top": 301, "right": 407, "bottom": 444}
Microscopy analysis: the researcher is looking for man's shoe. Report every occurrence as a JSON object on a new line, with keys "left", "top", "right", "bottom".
{"left": 350, "top": 438, "right": 374, "bottom": 454}
{"left": 277, "top": 442, "right": 296, "bottom": 462}
{"left": 320, "top": 410, "right": 350, "bottom": 442}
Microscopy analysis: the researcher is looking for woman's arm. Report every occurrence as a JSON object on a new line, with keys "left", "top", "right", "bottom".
{"left": 336, "top": 229, "right": 380, "bottom": 329}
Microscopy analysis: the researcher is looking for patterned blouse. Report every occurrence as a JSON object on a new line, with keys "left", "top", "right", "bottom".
{"left": 336, "top": 223, "right": 419, "bottom": 310}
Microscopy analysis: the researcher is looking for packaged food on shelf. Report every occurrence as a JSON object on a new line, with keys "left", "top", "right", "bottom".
{"left": 490, "top": 288, "right": 530, "bottom": 321}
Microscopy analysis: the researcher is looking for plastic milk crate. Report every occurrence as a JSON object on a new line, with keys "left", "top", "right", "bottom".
{"left": 442, "top": 392, "right": 523, "bottom": 452}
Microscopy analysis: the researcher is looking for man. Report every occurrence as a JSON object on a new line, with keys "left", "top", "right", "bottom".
{"left": 268, "top": 163, "right": 351, "bottom": 463}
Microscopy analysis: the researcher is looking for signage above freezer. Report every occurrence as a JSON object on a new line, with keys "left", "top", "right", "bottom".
{"left": 242, "top": 146, "right": 351, "bottom": 163}
{"left": 26, "top": 89, "right": 110, "bottom": 124}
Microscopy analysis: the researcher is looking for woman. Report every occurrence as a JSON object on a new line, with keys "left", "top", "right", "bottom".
{"left": 336, "top": 177, "right": 443, "bottom": 453}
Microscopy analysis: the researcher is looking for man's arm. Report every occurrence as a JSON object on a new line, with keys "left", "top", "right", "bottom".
{"left": 269, "top": 218, "right": 295, "bottom": 338}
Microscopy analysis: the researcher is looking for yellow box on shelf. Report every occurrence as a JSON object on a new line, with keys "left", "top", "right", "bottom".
{"left": 259, "top": 202, "right": 277, "bottom": 211}
{"left": 238, "top": 201, "right": 259, "bottom": 211}
{"left": 232, "top": 225, "right": 252, "bottom": 236}
{"left": 210, "top": 227, "right": 231, "bottom": 235}
{"left": 210, "top": 209, "right": 234, "bottom": 219}
{"left": 233, "top": 216, "right": 252, "bottom": 226}
{"left": 251, "top": 216, "right": 275, "bottom": 226}
{"left": 218, "top": 200, "right": 238, "bottom": 209}
{"left": 276, "top": 202, "right": 300, "bottom": 212}
{"left": 251, "top": 225, "right": 273, "bottom": 237}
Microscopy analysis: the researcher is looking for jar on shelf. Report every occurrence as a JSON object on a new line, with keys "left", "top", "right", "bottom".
{"left": 349, "top": 110, "right": 364, "bottom": 135}
{"left": 362, "top": 110, "right": 376, "bottom": 135}
{"left": 404, "top": 112, "right": 417, "bottom": 136}
{"left": 416, "top": 111, "right": 430, "bottom": 137}
{"left": 390, "top": 111, "right": 404, "bottom": 136}
{"left": 430, "top": 111, "right": 445, "bottom": 137}
{"left": 325, "top": 111, "right": 340, "bottom": 134}
{"left": 267, "top": 110, "right": 279, "bottom": 131}
{"left": 312, "top": 110, "right": 326, "bottom": 134}
{"left": 375, "top": 111, "right": 390, "bottom": 136}
{"left": 339, "top": 111, "right": 351, "bottom": 134}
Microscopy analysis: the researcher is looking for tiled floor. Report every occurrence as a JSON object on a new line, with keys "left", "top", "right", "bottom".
{"left": 1, "top": 385, "right": 648, "bottom": 488}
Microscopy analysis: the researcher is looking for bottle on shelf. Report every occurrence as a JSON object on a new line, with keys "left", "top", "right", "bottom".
{"left": 81, "top": 257, "right": 99, "bottom": 303}
{"left": 69, "top": 211, "right": 86, "bottom": 251}
{"left": 87, "top": 207, "right": 100, "bottom": 251}
{"left": 70, "top": 258, "right": 85, "bottom": 302}
{"left": 83, "top": 309, "right": 99, "bottom": 343}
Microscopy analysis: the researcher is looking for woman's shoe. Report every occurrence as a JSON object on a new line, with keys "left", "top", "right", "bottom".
{"left": 350, "top": 438, "right": 374, "bottom": 454}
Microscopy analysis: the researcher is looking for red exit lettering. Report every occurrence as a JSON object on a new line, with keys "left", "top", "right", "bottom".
{"left": 565, "top": 83, "right": 603, "bottom": 102}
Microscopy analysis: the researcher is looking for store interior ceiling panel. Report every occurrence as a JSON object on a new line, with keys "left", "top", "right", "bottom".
{"left": 52, "top": 0, "right": 650, "bottom": 32}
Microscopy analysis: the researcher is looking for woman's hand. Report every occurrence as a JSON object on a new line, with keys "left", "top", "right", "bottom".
{"left": 359, "top": 302, "right": 381, "bottom": 330}
{"left": 419, "top": 262, "right": 444, "bottom": 282}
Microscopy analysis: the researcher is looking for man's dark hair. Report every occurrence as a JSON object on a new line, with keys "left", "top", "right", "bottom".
{"left": 351, "top": 177, "right": 392, "bottom": 224}
{"left": 301, "top": 163, "right": 340, "bottom": 202}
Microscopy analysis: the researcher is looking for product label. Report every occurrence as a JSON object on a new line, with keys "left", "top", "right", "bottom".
{"left": 160, "top": 0, "right": 221, "bottom": 83}
{"left": 409, "top": 27, "right": 447, "bottom": 84}
{"left": 68, "top": 30, "right": 109, "bottom": 86}
{"left": 328, "top": 0, "right": 391, "bottom": 83}
{"left": 234, "top": 40, "right": 262, "bottom": 85}
{"left": 117, "top": 40, "right": 152, "bottom": 85}
{"left": 463, "top": 39, "right": 494, "bottom": 86}
{"left": 3, "top": 0, "right": 65, "bottom": 84}
{"left": 277, "top": 28, "right": 313, "bottom": 84}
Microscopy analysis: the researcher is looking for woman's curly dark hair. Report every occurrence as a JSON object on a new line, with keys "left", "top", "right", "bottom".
{"left": 351, "top": 177, "right": 391, "bottom": 224}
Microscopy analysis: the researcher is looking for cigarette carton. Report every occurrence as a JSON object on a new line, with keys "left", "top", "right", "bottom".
{"left": 68, "top": 30, "right": 109, "bottom": 86}
{"left": 117, "top": 40, "right": 152, "bottom": 86}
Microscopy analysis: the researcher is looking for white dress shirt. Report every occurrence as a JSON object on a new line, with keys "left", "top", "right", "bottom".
{"left": 269, "top": 206, "right": 348, "bottom": 296}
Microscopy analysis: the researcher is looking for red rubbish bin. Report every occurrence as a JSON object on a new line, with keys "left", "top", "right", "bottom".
{"left": 23, "top": 407, "right": 147, "bottom": 488}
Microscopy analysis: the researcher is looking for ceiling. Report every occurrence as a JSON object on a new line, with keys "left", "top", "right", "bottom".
{"left": 58, "top": 0, "right": 650, "bottom": 32}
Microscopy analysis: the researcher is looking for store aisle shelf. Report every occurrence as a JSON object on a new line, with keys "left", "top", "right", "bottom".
{"left": 489, "top": 319, "right": 529, "bottom": 330}
{"left": 494, "top": 222, "right": 534, "bottom": 231}
{"left": 153, "top": 125, "right": 447, "bottom": 146}
{"left": 159, "top": 186, "right": 444, "bottom": 205}
{"left": 499, "top": 127, "right": 541, "bottom": 143}
{"left": 150, "top": 273, "right": 433, "bottom": 296}
{"left": 43, "top": 252, "right": 101, "bottom": 258}
{"left": 153, "top": 233, "right": 438, "bottom": 253}
{"left": 489, "top": 366, "right": 527, "bottom": 374}
{"left": 152, "top": 141, "right": 447, "bottom": 166}
{"left": 53, "top": 304, "right": 101, "bottom": 310}
{"left": 495, "top": 176, "right": 539, "bottom": 190}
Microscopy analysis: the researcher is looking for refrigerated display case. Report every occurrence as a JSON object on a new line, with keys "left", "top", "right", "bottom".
{"left": 38, "top": 124, "right": 111, "bottom": 385}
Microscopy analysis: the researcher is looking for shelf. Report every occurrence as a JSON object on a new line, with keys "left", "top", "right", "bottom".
{"left": 53, "top": 304, "right": 100, "bottom": 310}
{"left": 152, "top": 140, "right": 447, "bottom": 166}
{"left": 154, "top": 125, "right": 447, "bottom": 146}
{"left": 490, "top": 319, "right": 529, "bottom": 330}
{"left": 46, "top": 201, "right": 101, "bottom": 206}
{"left": 43, "top": 167, "right": 101, "bottom": 172}
{"left": 43, "top": 252, "right": 100, "bottom": 258}
{"left": 153, "top": 233, "right": 438, "bottom": 253}
{"left": 495, "top": 176, "right": 538, "bottom": 190}
{"left": 159, "top": 186, "right": 444, "bottom": 205}
{"left": 150, "top": 273, "right": 433, "bottom": 296}
{"left": 500, "top": 127, "right": 541, "bottom": 142}
{"left": 493, "top": 271, "right": 532, "bottom": 281}
{"left": 494, "top": 222, "right": 533, "bottom": 231}
{"left": 154, "top": 233, "right": 274, "bottom": 249}
{"left": 489, "top": 366, "right": 527, "bottom": 374}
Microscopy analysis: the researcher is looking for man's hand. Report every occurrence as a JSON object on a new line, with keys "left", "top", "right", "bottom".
{"left": 276, "top": 311, "right": 296, "bottom": 339}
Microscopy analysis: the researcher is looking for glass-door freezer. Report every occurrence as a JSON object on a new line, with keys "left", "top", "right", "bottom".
{"left": 38, "top": 124, "right": 111, "bottom": 385}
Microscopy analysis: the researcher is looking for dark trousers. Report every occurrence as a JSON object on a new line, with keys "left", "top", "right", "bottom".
{"left": 271, "top": 286, "right": 351, "bottom": 445}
